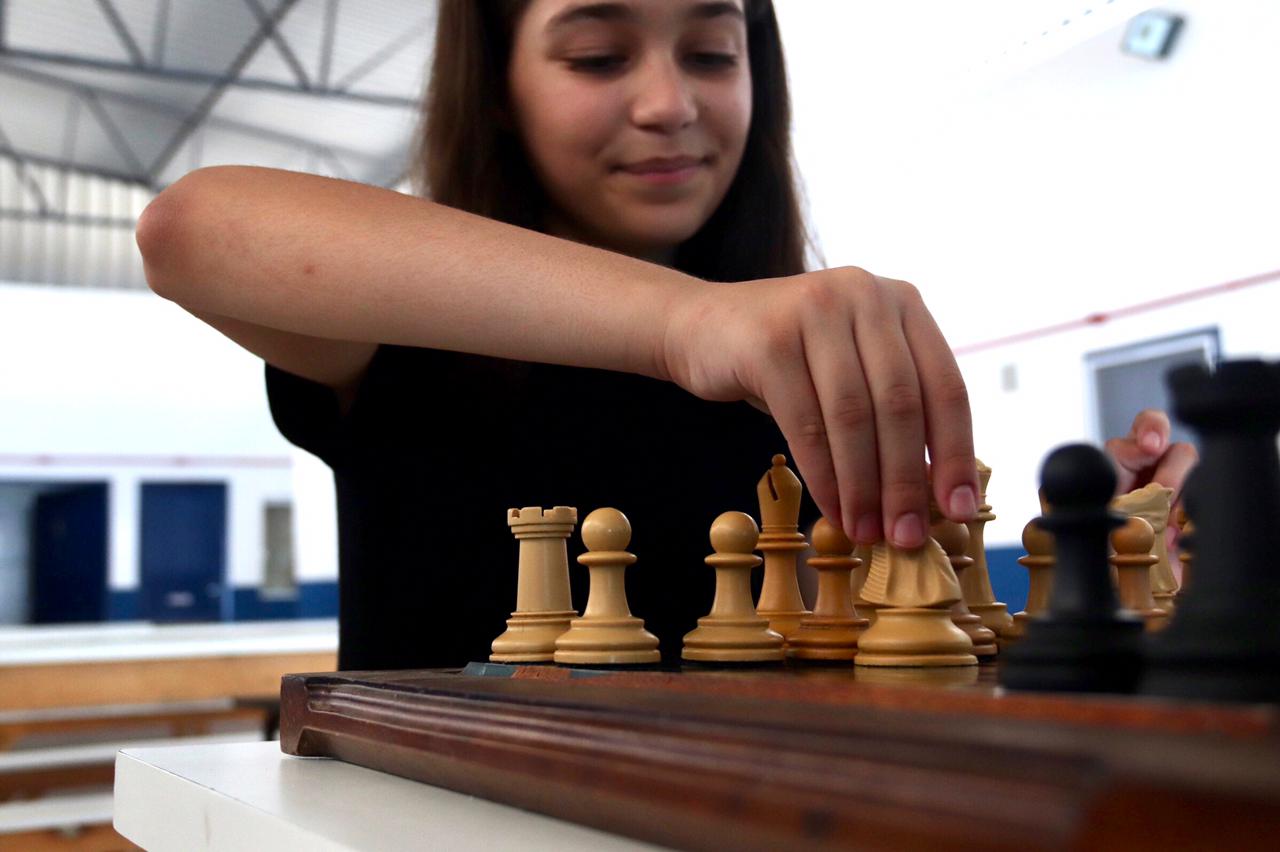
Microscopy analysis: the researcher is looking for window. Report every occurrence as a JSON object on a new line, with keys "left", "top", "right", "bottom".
{"left": 1086, "top": 329, "right": 1219, "bottom": 446}
{"left": 262, "top": 502, "right": 297, "bottom": 599}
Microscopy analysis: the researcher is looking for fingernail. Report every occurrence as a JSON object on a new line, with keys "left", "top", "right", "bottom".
{"left": 891, "top": 513, "right": 924, "bottom": 548}
{"left": 948, "top": 485, "right": 977, "bottom": 520}
{"left": 1140, "top": 431, "right": 1163, "bottom": 454}
{"left": 855, "top": 513, "right": 881, "bottom": 544}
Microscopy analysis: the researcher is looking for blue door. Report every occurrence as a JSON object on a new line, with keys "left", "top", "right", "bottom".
{"left": 139, "top": 483, "right": 227, "bottom": 622}
{"left": 32, "top": 484, "right": 109, "bottom": 623}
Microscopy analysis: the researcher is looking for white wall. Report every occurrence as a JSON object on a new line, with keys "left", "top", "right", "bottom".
{"left": 0, "top": 283, "right": 329, "bottom": 600}
{"left": 782, "top": 0, "right": 1280, "bottom": 544}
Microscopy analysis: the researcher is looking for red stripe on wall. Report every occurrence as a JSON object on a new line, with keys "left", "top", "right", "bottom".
{"left": 952, "top": 269, "right": 1280, "bottom": 357}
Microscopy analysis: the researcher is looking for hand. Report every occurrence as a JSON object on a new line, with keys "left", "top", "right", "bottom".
{"left": 1105, "top": 409, "right": 1198, "bottom": 501}
{"left": 661, "top": 265, "right": 977, "bottom": 548}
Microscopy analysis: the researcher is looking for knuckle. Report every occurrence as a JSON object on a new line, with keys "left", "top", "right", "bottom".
{"left": 930, "top": 449, "right": 976, "bottom": 477}
{"left": 844, "top": 485, "right": 880, "bottom": 517}
{"left": 880, "top": 477, "right": 929, "bottom": 513}
{"left": 877, "top": 380, "right": 924, "bottom": 422}
{"left": 890, "top": 278, "right": 923, "bottom": 305}
{"left": 932, "top": 370, "right": 971, "bottom": 411}
{"left": 791, "top": 413, "right": 829, "bottom": 449}
{"left": 828, "top": 266, "right": 876, "bottom": 297}
{"left": 797, "top": 276, "right": 841, "bottom": 312}
{"left": 828, "top": 392, "right": 875, "bottom": 432}
{"left": 760, "top": 320, "right": 800, "bottom": 362}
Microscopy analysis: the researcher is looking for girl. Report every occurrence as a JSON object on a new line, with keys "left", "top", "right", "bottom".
{"left": 136, "top": 0, "right": 1192, "bottom": 668}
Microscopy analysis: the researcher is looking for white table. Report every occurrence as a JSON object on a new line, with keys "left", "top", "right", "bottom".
{"left": 114, "top": 740, "right": 666, "bottom": 851}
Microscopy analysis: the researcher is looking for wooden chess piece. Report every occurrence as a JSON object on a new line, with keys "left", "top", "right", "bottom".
{"left": 683, "top": 512, "right": 785, "bottom": 664}
{"left": 1109, "top": 516, "right": 1169, "bottom": 632}
{"left": 491, "top": 506, "right": 579, "bottom": 663}
{"left": 1006, "top": 519, "right": 1054, "bottom": 642}
{"left": 851, "top": 544, "right": 877, "bottom": 626}
{"left": 1113, "top": 483, "right": 1179, "bottom": 616}
{"left": 554, "top": 508, "right": 660, "bottom": 666}
{"left": 962, "top": 459, "right": 1015, "bottom": 638}
{"left": 755, "top": 455, "right": 811, "bottom": 642}
{"left": 1173, "top": 500, "right": 1195, "bottom": 599}
{"left": 788, "top": 519, "right": 867, "bottom": 662}
{"left": 1144, "top": 360, "right": 1280, "bottom": 702}
{"left": 930, "top": 515, "right": 998, "bottom": 657}
{"left": 999, "top": 445, "right": 1143, "bottom": 693}
{"left": 854, "top": 541, "right": 977, "bottom": 668}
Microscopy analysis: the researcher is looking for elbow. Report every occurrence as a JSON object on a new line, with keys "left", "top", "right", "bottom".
{"left": 135, "top": 167, "right": 231, "bottom": 304}
{"left": 135, "top": 190, "right": 183, "bottom": 302}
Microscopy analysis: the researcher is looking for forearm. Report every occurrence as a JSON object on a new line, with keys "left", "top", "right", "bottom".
{"left": 138, "top": 166, "right": 694, "bottom": 380}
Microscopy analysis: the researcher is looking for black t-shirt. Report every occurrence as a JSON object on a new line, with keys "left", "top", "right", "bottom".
{"left": 267, "top": 344, "right": 815, "bottom": 670}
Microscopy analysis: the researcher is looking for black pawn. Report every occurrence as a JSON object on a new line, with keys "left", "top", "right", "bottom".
{"left": 1000, "top": 444, "right": 1143, "bottom": 693}
{"left": 1143, "top": 360, "right": 1280, "bottom": 702}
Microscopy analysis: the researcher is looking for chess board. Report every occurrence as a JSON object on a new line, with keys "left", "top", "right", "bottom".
{"left": 279, "top": 661, "right": 1280, "bottom": 851}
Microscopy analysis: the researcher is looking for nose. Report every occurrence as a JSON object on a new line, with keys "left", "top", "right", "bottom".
{"left": 630, "top": 56, "right": 698, "bottom": 132}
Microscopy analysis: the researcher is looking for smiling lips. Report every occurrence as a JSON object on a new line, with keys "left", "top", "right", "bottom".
{"left": 617, "top": 156, "right": 707, "bottom": 185}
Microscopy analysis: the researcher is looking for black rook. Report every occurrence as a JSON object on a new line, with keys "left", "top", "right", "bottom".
{"left": 1143, "top": 359, "right": 1280, "bottom": 702}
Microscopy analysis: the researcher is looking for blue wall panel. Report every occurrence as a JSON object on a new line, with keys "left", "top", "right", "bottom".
{"left": 109, "top": 582, "right": 338, "bottom": 622}
{"left": 297, "top": 582, "right": 339, "bottom": 618}
{"left": 107, "top": 590, "right": 139, "bottom": 621}
{"left": 986, "top": 546, "right": 1028, "bottom": 614}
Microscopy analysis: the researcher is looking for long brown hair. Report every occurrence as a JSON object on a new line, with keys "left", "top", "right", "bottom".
{"left": 413, "top": 0, "right": 807, "bottom": 282}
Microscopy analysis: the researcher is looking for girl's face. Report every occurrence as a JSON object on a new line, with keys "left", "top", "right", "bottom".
{"left": 508, "top": 0, "right": 752, "bottom": 262}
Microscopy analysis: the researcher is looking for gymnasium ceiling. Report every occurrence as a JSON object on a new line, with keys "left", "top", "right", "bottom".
{"left": 0, "top": 0, "right": 434, "bottom": 191}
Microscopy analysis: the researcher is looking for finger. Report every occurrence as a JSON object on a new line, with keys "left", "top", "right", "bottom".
{"left": 1152, "top": 441, "right": 1199, "bottom": 503}
{"left": 1105, "top": 437, "right": 1144, "bottom": 494}
{"left": 756, "top": 340, "right": 842, "bottom": 529}
{"left": 803, "top": 310, "right": 882, "bottom": 544}
{"left": 1128, "top": 408, "right": 1172, "bottom": 456}
{"left": 852, "top": 283, "right": 929, "bottom": 548}
{"left": 898, "top": 287, "right": 978, "bottom": 522}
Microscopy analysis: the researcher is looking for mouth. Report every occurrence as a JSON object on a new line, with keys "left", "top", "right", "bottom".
{"left": 615, "top": 156, "right": 709, "bottom": 185}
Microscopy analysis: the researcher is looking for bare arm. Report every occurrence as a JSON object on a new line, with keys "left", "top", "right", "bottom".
{"left": 137, "top": 165, "right": 692, "bottom": 388}
{"left": 140, "top": 165, "right": 981, "bottom": 547}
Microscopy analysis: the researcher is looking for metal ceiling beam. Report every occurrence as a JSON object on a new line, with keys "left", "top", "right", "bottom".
{"left": 318, "top": 0, "right": 339, "bottom": 88}
{"left": 151, "top": 0, "right": 170, "bottom": 65}
{"left": 333, "top": 16, "right": 431, "bottom": 91}
{"left": 60, "top": 97, "right": 82, "bottom": 207}
{"left": 146, "top": 0, "right": 302, "bottom": 182}
{"left": 0, "top": 62, "right": 374, "bottom": 176}
{"left": 81, "top": 88, "right": 148, "bottom": 179}
{"left": 0, "top": 147, "right": 147, "bottom": 187}
{"left": 0, "top": 208, "right": 137, "bottom": 229}
{"left": 93, "top": 0, "right": 146, "bottom": 67}
{"left": 0, "top": 127, "right": 51, "bottom": 213}
{"left": 0, "top": 47, "right": 416, "bottom": 108}
{"left": 243, "top": 0, "right": 310, "bottom": 89}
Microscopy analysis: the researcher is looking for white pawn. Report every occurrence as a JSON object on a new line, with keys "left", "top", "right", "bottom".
{"left": 682, "top": 512, "right": 785, "bottom": 663}
{"left": 788, "top": 518, "right": 867, "bottom": 661}
{"left": 554, "top": 509, "right": 660, "bottom": 665}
